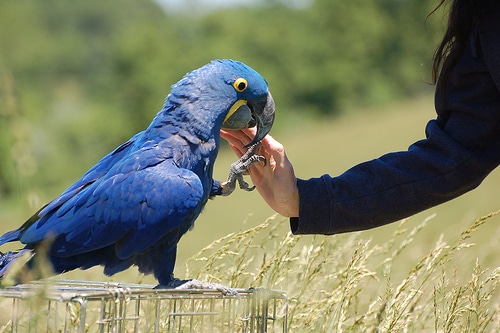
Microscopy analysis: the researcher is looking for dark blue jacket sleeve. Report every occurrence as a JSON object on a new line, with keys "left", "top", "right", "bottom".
{"left": 291, "top": 7, "right": 500, "bottom": 235}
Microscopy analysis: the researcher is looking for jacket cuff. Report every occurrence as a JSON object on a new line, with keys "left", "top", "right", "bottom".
{"left": 290, "top": 176, "right": 334, "bottom": 235}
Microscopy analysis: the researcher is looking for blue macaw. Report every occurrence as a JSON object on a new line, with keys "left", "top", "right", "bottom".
{"left": 0, "top": 59, "right": 275, "bottom": 289}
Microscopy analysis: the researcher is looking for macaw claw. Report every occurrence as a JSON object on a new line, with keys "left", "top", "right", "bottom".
{"left": 221, "top": 142, "right": 265, "bottom": 196}
{"left": 156, "top": 278, "right": 239, "bottom": 296}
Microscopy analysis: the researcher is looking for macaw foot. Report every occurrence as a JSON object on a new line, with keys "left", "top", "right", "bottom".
{"left": 155, "top": 278, "right": 239, "bottom": 296}
{"left": 221, "top": 142, "right": 265, "bottom": 196}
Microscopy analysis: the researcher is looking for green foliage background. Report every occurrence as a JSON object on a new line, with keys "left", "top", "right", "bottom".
{"left": 0, "top": 0, "right": 444, "bottom": 199}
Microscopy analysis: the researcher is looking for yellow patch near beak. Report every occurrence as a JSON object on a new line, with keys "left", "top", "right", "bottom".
{"left": 224, "top": 100, "right": 247, "bottom": 123}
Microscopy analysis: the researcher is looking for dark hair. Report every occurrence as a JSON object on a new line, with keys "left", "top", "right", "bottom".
{"left": 431, "top": 0, "right": 478, "bottom": 84}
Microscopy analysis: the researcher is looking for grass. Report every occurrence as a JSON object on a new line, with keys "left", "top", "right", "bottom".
{"left": 1, "top": 93, "right": 500, "bottom": 331}
{"left": 185, "top": 211, "right": 500, "bottom": 332}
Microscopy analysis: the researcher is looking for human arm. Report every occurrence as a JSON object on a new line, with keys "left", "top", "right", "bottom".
{"left": 300, "top": 25, "right": 500, "bottom": 234}
{"left": 294, "top": 27, "right": 500, "bottom": 234}
{"left": 223, "top": 113, "right": 499, "bottom": 236}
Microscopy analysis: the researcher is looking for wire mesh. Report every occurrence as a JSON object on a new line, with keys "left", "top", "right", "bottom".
{"left": 0, "top": 279, "right": 287, "bottom": 333}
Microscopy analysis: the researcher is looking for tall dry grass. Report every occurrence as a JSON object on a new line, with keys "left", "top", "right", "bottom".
{"left": 185, "top": 211, "right": 500, "bottom": 332}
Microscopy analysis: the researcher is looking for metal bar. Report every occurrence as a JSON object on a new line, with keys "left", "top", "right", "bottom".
{"left": 0, "top": 279, "right": 287, "bottom": 333}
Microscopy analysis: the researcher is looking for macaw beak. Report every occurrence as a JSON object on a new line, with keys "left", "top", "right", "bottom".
{"left": 222, "top": 92, "right": 275, "bottom": 147}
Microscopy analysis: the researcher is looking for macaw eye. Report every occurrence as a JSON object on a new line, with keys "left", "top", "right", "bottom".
{"left": 233, "top": 78, "right": 248, "bottom": 92}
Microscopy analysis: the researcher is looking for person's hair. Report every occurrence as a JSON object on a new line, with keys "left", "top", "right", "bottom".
{"left": 431, "top": 0, "right": 479, "bottom": 84}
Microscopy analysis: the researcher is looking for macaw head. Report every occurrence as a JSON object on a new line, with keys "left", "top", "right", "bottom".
{"left": 167, "top": 59, "right": 275, "bottom": 147}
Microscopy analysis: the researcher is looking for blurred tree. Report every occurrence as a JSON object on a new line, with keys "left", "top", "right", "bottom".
{"left": 0, "top": 0, "right": 444, "bottom": 199}
{"left": 0, "top": 72, "right": 18, "bottom": 197}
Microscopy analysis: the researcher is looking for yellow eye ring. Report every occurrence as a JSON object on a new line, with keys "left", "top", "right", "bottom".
{"left": 233, "top": 78, "right": 248, "bottom": 92}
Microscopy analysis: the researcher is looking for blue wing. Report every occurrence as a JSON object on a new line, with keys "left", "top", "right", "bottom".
{"left": 0, "top": 136, "right": 138, "bottom": 247}
{"left": 19, "top": 146, "right": 204, "bottom": 261}
{"left": 37, "top": 133, "right": 140, "bottom": 218}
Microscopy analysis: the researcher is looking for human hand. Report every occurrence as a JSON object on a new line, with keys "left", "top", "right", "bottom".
{"left": 220, "top": 128, "right": 299, "bottom": 217}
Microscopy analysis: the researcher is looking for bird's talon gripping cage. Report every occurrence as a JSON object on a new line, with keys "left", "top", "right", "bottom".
{"left": 0, "top": 279, "right": 287, "bottom": 333}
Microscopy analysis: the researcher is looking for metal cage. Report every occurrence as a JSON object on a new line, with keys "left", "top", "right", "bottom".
{"left": 0, "top": 279, "right": 287, "bottom": 333}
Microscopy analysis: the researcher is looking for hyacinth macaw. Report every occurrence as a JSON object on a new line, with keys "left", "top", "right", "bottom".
{"left": 0, "top": 59, "right": 275, "bottom": 290}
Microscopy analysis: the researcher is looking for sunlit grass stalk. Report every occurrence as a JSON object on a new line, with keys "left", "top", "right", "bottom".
{"left": 184, "top": 210, "right": 500, "bottom": 332}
